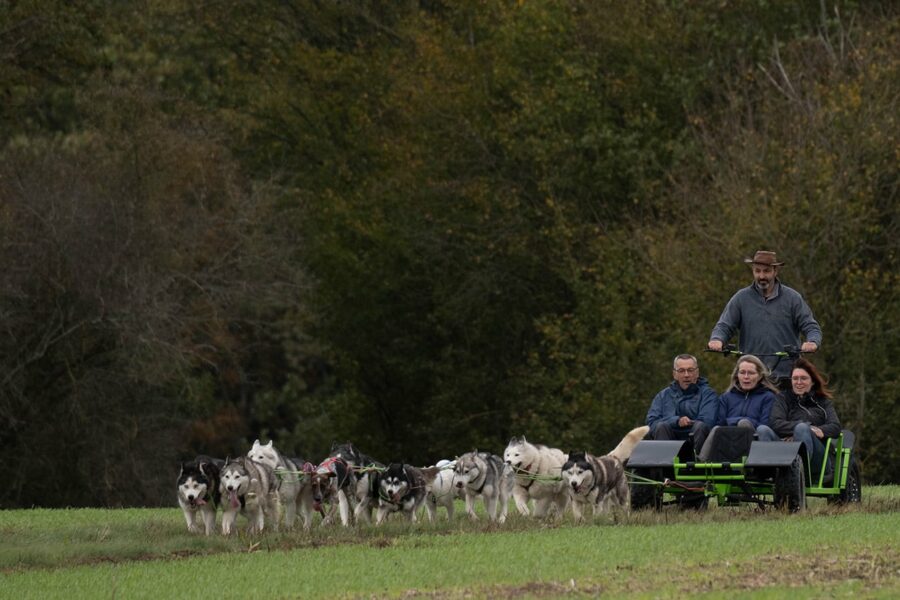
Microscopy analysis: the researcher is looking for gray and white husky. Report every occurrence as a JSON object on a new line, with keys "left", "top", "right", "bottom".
{"left": 373, "top": 463, "right": 438, "bottom": 524}
{"left": 220, "top": 456, "right": 279, "bottom": 535}
{"left": 503, "top": 437, "right": 569, "bottom": 517}
{"left": 561, "top": 426, "right": 649, "bottom": 521}
{"left": 177, "top": 455, "right": 223, "bottom": 535}
{"left": 453, "top": 452, "right": 514, "bottom": 523}
{"left": 247, "top": 439, "right": 313, "bottom": 529}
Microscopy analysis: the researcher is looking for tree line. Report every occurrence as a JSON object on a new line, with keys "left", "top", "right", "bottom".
{"left": 0, "top": 1, "right": 896, "bottom": 507}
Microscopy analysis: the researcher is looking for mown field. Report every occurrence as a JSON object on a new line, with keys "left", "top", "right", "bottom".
{"left": 2, "top": 488, "right": 899, "bottom": 599}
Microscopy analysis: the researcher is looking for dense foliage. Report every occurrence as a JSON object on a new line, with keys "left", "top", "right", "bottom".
{"left": 0, "top": 1, "right": 896, "bottom": 506}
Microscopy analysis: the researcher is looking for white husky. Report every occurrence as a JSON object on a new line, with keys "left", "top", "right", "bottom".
{"left": 247, "top": 439, "right": 313, "bottom": 529}
{"left": 503, "top": 437, "right": 569, "bottom": 517}
{"left": 423, "top": 459, "right": 462, "bottom": 521}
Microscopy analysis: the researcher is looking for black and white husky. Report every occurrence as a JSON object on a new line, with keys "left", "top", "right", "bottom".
{"left": 453, "top": 452, "right": 514, "bottom": 523}
{"left": 331, "top": 442, "right": 384, "bottom": 524}
{"left": 560, "top": 425, "right": 648, "bottom": 521}
{"left": 247, "top": 439, "right": 313, "bottom": 529}
{"left": 373, "top": 463, "right": 438, "bottom": 524}
{"left": 177, "top": 455, "right": 223, "bottom": 535}
{"left": 220, "top": 456, "right": 279, "bottom": 535}
{"left": 503, "top": 437, "right": 569, "bottom": 517}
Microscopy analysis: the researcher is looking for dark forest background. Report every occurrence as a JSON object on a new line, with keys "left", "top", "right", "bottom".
{"left": 1, "top": 1, "right": 897, "bottom": 507}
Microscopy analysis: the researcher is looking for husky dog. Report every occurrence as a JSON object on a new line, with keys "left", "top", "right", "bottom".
{"left": 220, "top": 456, "right": 279, "bottom": 535}
{"left": 561, "top": 425, "right": 649, "bottom": 521}
{"left": 309, "top": 453, "right": 357, "bottom": 526}
{"left": 424, "top": 459, "right": 461, "bottom": 521}
{"left": 373, "top": 463, "right": 438, "bottom": 524}
{"left": 453, "top": 452, "right": 514, "bottom": 523}
{"left": 177, "top": 455, "right": 223, "bottom": 535}
{"left": 503, "top": 437, "right": 569, "bottom": 517}
{"left": 330, "top": 442, "right": 384, "bottom": 524}
{"left": 247, "top": 439, "right": 314, "bottom": 529}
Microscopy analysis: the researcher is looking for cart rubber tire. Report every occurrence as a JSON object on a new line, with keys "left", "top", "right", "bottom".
{"left": 774, "top": 455, "right": 807, "bottom": 512}
{"left": 828, "top": 455, "right": 862, "bottom": 505}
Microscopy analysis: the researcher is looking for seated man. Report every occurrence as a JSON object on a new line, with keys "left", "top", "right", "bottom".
{"left": 646, "top": 354, "right": 718, "bottom": 457}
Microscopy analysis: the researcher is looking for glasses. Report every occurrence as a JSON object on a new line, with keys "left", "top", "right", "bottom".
{"left": 738, "top": 370, "right": 758, "bottom": 377}
{"left": 674, "top": 367, "right": 698, "bottom": 374}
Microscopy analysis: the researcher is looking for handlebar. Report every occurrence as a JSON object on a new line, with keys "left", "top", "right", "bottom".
{"left": 704, "top": 344, "right": 806, "bottom": 359}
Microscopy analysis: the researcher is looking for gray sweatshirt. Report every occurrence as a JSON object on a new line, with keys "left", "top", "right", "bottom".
{"left": 710, "top": 280, "right": 822, "bottom": 379}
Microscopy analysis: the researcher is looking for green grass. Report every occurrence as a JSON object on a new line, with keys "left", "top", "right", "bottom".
{"left": 1, "top": 487, "right": 899, "bottom": 599}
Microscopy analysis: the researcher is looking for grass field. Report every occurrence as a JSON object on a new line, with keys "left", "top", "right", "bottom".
{"left": 1, "top": 487, "right": 899, "bottom": 599}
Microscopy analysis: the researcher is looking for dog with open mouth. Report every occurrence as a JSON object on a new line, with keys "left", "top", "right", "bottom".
{"left": 373, "top": 462, "right": 439, "bottom": 524}
{"left": 177, "top": 455, "right": 223, "bottom": 535}
{"left": 561, "top": 425, "right": 648, "bottom": 521}
{"left": 219, "top": 456, "right": 279, "bottom": 535}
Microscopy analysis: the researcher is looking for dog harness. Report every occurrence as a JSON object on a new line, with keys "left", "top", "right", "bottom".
{"left": 317, "top": 455, "right": 346, "bottom": 474}
{"left": 518, "top": 462, "right": 536, "bottom": 490}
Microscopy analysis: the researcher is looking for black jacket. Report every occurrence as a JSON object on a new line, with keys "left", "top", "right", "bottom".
{"left": 769, "top": 389, "right": 841, "bottom": 439}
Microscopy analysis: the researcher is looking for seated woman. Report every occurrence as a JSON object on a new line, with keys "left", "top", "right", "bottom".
{"left": 698, "top": 355, "right": 779, "bottom": 461}
{"left": 761, "top": 358, "right": 841, "bottom": 480}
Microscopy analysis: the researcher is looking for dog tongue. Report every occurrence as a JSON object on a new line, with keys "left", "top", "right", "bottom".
{"left": 229, "top": 490, "right": 240, "bottom": 508}
{"left": 195, "top": 497, "right": 206, "bottom": 506}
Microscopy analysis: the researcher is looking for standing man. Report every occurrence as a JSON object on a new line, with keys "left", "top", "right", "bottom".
{"left": 708, "top": 250, "right": 821, "bottom": 386}
{"left": 646, "top": 354, "right": 718, "bottom": 456}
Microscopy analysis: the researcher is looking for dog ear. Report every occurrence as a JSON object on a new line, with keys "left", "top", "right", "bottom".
{"left": 199, "top": 462, "right": 208, "bottom": 477}
{"left": 252, "top": 439, "right": 260, "bottom": 447}
{"left": 265, "top": 440, "right": 273, "bottom": 449}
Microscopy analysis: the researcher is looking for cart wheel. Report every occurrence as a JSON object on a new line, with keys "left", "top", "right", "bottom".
{"left": 630, "top": 468, "right": 662, "bottom": 511}
{"left": 774, "top": 455, "right": 806, "bottom": 512}
{"left": 829, "top": 455, "right": 862, "bottom": 505}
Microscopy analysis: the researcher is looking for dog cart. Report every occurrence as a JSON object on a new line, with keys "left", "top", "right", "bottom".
{"left": 628, "top": 346, "right": 861, "bottom": 511}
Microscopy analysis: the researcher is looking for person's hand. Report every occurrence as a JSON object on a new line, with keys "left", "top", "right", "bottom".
{"left": 678, "top": 416, "right": 692, "bottom": 428}
{"left": 810, "top": 426, "right": 824, "bottom": 439}
{"left": 708, "top": 340, "right": 723, "bottom": 352}
{"left": 801, "top": 341, "right": 818, "bottom": 353}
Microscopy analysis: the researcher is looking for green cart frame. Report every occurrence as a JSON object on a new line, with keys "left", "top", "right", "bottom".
{"left": 628, "top": 429, "right": 862, "bottom": 511}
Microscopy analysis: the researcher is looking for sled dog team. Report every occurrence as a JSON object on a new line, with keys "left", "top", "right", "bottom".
{"left": 177, "top": 426, "right": 648, "bottom": 535}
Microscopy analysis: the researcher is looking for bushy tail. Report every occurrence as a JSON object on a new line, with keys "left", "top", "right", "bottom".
{"left": 608, "top": 426, "right": 650, "bottom": 462}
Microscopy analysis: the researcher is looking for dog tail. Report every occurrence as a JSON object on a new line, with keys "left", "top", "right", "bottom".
{"left": 608, "top": 426, "right": 649, "bottom": 462}
{"left": 418, "top": 466, "right": 441, "bottom": 486}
